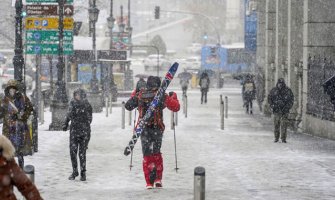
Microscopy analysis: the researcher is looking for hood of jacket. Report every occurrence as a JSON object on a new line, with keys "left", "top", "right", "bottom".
{"left": 0, "top": 135, "right": 15, "bottom": 161}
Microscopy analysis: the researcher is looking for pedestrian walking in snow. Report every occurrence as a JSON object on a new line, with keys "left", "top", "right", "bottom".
{"left": 242, "top": 74, "right": 256, "bottom": 114}
{"left": 199, "top": 72, "right": 210, "bottom": 104}
{"left": 0, "top": 79, "right": 33, "bottom": 169}
{"left": 268, "top": 78, "right": 294, "bottom": 143}
{"left": 0, "top": 135, "right": 43, "bottom": 200}
{"left": 63, "top": 89, "right": 92, "bottom": 181}
{"left": 125, "top": 76, "right": 180, "bottom": 189}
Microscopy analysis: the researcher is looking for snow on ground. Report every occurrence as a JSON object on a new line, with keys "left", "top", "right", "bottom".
{"left": 10, "top": 80, "right": 335, "bottom": 199}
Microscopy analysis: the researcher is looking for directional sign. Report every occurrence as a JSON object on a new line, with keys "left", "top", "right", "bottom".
{"left": 26, "top": 0, "right": 73, "bottom": 4}
{"left": 26, "top": 30, "right": 73, "bottom": 43}
{"left": 26, "top": 17, "right": 74, "bottom": 30}
{"left": 26, "top": 43, "right": 73, "bottom": 55}
{"left": 26, "top": 5, "right": 74, "bottom": 16}
{"left": 98, "top": 50, "right": 127, "bottom": 61}
{"left": 112, "top": 32, "right": 129, "bottom": 50}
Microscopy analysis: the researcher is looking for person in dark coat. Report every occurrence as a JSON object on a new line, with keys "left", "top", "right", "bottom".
{"left": 125, "top": 76, "right": 180, "bottom": 189}
{"left": 242, "top": 74, "right": 256, "bottom": 114}
{"left": 0, "top": 135, "right": 43, "bottom": 200}
{"left": 199, "top": 72, "right": 210, "bottom": 104}
{"left": 268, "top": 78, "right": 294, "bottom": 143}
{"left": 0, "top": 79, "right": 33, "bottom": 169}
{"left": 63, "top": 89, "right": 93, "bottom": 181}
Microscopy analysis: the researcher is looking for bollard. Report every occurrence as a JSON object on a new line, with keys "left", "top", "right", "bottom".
{"left": 225, "top": 96, "right": 228, "bottom": 118}
{"left": 171, "top": 111, "right": 174, "bottom": 130}
{"left": 128, "top": 110, "right": 132, "bottom": 126}
{"left": 185, "top": 95, "right": 188, "bottom": 118}
{"left": 220, "top": 98, "right": 224, "bottom": 130}
{"left": 194, "top": 166, "right": 205, "bottom": 200}
{"left": 40, "top": 99, "right": 44, "bottom": 125}
{"left": 122, "top": 101, "right": 125, "bottom": 129}
{"left": 109, "top": 94, "right": 113, "bottom": 114}
{"left": 175, "top": 111, "right": 178, "bottom": 126}
{"left": 105, "top": 97, "right": 109, "bottom": 117}
{"left": 24, "top": 165, "right": 35, "bottom": 183}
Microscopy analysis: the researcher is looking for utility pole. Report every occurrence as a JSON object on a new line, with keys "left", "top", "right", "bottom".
{"left": 107, "top": 0, "right": 118, "bottom": 102}
{"left": 49, "top": 0, "right": 69, "bottom": 130}
{"left": 13, "top": 0, "right": 24, "bottom": 92}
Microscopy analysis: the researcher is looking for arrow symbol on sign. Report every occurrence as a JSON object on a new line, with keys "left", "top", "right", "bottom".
{"left": 27, "top": 45, "right": 33, "bottom": 51}
{"left": 65, "top": 7, "right": 72, "bottom": 15}
{"left": 27, "top": 32, "right": 33, "bottom": 39}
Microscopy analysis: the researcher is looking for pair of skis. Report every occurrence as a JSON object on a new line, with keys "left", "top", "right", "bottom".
{"left": 124, "top": 62, "right": 179, "bottom": 156}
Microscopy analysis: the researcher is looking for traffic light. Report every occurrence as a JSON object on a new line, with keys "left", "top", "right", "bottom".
{"left": 154, "top": 6, "right": 160, "bottom": 19}
{"left": 203, "top": 32, "right": 208, "bottom": 40}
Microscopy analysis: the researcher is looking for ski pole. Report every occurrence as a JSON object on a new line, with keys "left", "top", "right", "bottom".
{"left": 173, "top": 116, "right": 179, "bottom": 172}
{"left": 130, "top": 109, "right": 137, "bottom": 171}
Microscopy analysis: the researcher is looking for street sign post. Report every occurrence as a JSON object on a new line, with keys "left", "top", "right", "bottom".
{"left": 25, "top": 17, "right": 74, "bottom": 30}
{"left": 26, "top": 0, "right": 73, "bottom": 3}
{"left": 26, "top": 5, "right": 74, "bottom": 16}
{"left": 26, "top": 30, "right": 73, "bottom": 43}
{"left": 26, "top": 43, "right": 73, "bottom": 55}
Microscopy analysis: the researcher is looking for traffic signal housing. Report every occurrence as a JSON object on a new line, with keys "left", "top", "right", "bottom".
{"left": 155, "top": 6, "right": 160, "bottom": 19}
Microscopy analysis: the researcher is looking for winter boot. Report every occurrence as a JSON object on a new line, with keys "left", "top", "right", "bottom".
{"left": 80, "top": 172, "right": 86, "bottom": 181}
{"left": 68, "top": 171, "right": 79, "bottom": 180}
{"left": 154, "top": 180, "right": 162, "bottom": 188}
{"left": 146, "top": 184, "right": 154, "bottom": 189}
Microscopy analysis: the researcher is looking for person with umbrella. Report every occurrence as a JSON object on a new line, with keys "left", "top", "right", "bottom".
{"left": 178, "top": 70, "right": 192, "bottom": 96}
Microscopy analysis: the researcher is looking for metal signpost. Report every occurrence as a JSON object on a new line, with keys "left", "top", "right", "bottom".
{"left": 26, "top": 0, "right": 73, "bottom": 3}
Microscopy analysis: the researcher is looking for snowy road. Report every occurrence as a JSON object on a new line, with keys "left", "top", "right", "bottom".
{"left": 19, "top": 81, "right": 335, "bottom": 200}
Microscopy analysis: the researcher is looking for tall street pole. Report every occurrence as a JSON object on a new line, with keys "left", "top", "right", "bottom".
{"left": 108, "top": 0, "right": 118, "bottom": 102}
{"left": 49, "top": 0, "right": 69, "bottom": 130}
{"left": 90, "top": 0, "right": 99, "bottom": 92}
{"left": 13, "top": 0, "right": 24, "bottom": 91}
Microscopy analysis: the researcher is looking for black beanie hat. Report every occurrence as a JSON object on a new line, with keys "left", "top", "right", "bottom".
{"left": 146, "top": 76, "right": 161, "bottom": 90}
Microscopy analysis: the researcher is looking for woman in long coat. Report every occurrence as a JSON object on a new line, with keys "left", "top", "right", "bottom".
{"left": 0, "top": 79, "right": 33, "bottom": 168}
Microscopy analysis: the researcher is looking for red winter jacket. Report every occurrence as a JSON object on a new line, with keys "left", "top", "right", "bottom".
{"left": 125, "top": 90, "right": 180, "bottom": 130}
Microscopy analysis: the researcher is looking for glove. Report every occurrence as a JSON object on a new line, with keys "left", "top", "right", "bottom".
{"left": 62, "top": 123, "right": 68, "bottom": 131}
{"left": 168, "top": 91, "right": 177, "bottom": 99}
{"left": 11, "top": 114, "right": 19, "bottom": 121}
{"left": 124, "top": 146, "right": 131, "bottom": 156}
{"left": 169, "top": 91, "right": 174, "bottom": 97}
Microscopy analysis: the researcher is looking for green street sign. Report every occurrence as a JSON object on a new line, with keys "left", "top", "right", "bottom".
{"left": 26, "top": 0, "right": 73, "bottom": 3}
{"left": 26, "top": 30, "right": 73, "bottom": 43}
{"left": 26, "top": 43, "right": 73, "bottom": 55}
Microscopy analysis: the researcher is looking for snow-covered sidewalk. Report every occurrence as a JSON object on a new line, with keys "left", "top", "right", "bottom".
{"left": 20, "top": 82, "right": 335, "bottom": 200}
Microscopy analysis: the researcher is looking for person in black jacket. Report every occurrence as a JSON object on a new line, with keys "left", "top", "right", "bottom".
{"left": 63, "top": 89, "right": 93, "bottom": 181}
{"left": 268, "top": 78, "right": 294, "bottom": 143}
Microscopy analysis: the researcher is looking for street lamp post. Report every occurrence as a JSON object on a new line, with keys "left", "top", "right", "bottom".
{"left": 13, "top": 0, "right": 24, "bottom": 90}
{"left": 89, "top": 0, "right": 99, "bottom": 92}
{"left": 49, "top": 0, "right": 69, "bottom": 130}
{"left": 107, "top": 0, "right": 118, "bottom": 102}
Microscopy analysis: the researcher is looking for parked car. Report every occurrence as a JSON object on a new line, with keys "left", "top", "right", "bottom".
{"left": 187, "top": 43, "right": 202, "bottom": 54}
{"left": 0, "top": 68, "right": 33, "bottom": 90}
{"left": 143, "top": 54, "right": 171, "bottom": 71}
{"left": 185, "top": 56, "right": 201, "bottom": 69}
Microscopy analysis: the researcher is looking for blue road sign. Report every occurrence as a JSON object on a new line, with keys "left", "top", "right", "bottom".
{"left": 34, "top": 20, "right": 40, "bottom": 26}
{"left": 33, "top": 32, "right": 41, "bottom": 40}
{"left": 42, "top": 20, "right": 48, "bottom": 27}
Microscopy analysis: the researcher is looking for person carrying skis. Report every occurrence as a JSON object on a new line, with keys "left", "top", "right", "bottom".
{"left": 199, "top": 72, "right": 210, "bottom": 104}
{"left": 124, "top": 76, "right": 180, "bottom": 189}
{"left": 63, "top": 88, "right": 93, "bottom": 181}
{"left": 0, "top": 79, "right": 33, "bottom": 169}
{"left": 242, "top": 74, "right": 256, "bottom": 114}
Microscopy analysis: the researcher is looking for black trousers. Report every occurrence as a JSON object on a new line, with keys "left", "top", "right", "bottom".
{"left": 201, "top": 89, "right": 208, "bottom": 103}
{"left": 69, "top": 133, "right": 90, "bottom": 174}
{"left": 140, "top": 127, "right": 163, "bottom": 156}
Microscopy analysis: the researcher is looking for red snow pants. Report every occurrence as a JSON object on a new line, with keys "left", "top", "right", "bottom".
{"left": 143, "top": 153, "right": 163, "bottom": 184}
